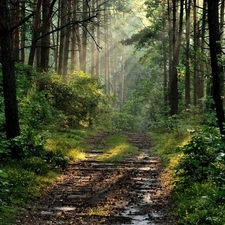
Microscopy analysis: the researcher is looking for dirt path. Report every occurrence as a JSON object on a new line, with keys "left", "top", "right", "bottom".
{"left": 14, "top": 132, "right": 175, "bottom": 225}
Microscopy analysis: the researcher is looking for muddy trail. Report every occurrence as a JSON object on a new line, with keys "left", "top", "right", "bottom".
{"left": 15, "top": 132, "right": 175, "bottom": 225}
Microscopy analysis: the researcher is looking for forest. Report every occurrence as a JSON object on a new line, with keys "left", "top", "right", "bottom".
{"left": 1, "top": 0, "right": 225, "bottom": 224}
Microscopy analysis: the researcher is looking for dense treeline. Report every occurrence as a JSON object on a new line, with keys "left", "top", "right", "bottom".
{"left": 124, "top": 0, "right": 225, "bottom": 132}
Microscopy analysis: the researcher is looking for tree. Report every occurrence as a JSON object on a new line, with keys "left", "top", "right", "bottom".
{"left": 0, "top": 0, "right": 22, "bottom": 158}
{"left": 169, "top": 0, "right": 184, "bottom": 115}
{"left": 207, "top": 0, "right": 225, "bottom": 135}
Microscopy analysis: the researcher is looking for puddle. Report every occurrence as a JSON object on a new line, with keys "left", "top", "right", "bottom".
{"left": 54, "top": 206, "right": 76, "bottom": 212}
{"left": 120, "top": 205, "right": 157, "bottom": 225}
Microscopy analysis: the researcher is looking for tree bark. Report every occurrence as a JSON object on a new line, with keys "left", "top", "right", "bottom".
{"left": 208, "top": 0, "right": 225, "bottom": 135}
{"left": 40, "top": 0, "right": 51, "bottom": 72}
{"left": 169, "top": 0, "right": 184, "bottom": 115}
{"left": 0, "top": 0, "right": 22, "bottom": 158}
{"left": 28, "top": 0, "right": 42, "bottom": 66}
{"left": 70, "top": 0, "right": 79, "bottom": 72}
{"left": 185, "top": 0, "right": 191, "bottom": 106}
{"left": 11, "top": 0, "right": 20, "bottom": 62}
{"left": 62, "top": 0, "right": 72, "bottom": 78}
{"left": 80, "top": 0, "right": 88, "bottom": 72}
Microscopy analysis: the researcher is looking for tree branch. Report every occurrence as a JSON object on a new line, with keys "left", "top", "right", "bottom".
{"left": 10, "top": 12, "right": 34, "bottom": 31}
{"left": 36, "top": 14, "right": 98, "bottom": 41}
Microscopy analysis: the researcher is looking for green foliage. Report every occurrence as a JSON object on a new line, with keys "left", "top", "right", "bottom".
{"left": 152, "top": 106, "right": 203, "bottom": 134}
{"left": 172, "top": 125, "right": 225, "bottom": 225}
{"left": 19, "top": 91, "right": 59, "bottom": 129}
{"left": 173, "top": 182, "right": 225, "bottom": 225}
{"left": 0, "top": 170, "right": 9, "bottom": 206}
{"left": 20, "top": 157, "right": 51, "bottom": 175}
{"left": 0, "top": 127, "right": 91, "bottom": 224}
{"left": 108, "top": 110, "right": 138, "bottom": 132}
{"left": 45, "top": 71, "right": 107, "bottom": 127}
{"left": 12, "top": 127, "right": 47, "bottom": 158}
{"left": 44, "top": 149, "right": 69, "bottom": 170}
{"left": 15, "top": 63, "right": 38, "bottom": 97}
{"left": 4, "top": 166, "right": 41, "bottom": 204}
{"left": 175, "top": 126, "right": 225, "bottom": 184}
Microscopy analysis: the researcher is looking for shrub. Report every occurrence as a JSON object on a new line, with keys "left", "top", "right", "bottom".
{"left": 45, "top": 71, "right": 107, "bottom": 127}
{"left": 11, "top": 127, "right": 47, "bottom": 158}
{"left": 19, "top": 91, "right": 58, "bottom": 129}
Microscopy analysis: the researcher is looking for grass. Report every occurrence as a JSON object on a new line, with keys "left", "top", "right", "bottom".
{"left": 0, "top": 127, "right": 96, "bottom": 225}
{"left": 0, "top": 128, "right": 140, "bottom": 225}
{"left": 45, "top": 127, "right": 94, "bottom": 161}
{"left": 151, "top": 127, "right": 225, "bottom": 225}
{"left": 94, "top": 134, "right": 139, "bottom": 162}
{"left": 0, "top": 162, "right": 59, "bottom": 225}
{"left": 82, "top": 206, "right": 108, "bottom": 216}
{"left": 150, "top": 130, "right": 190, "bottom": 167}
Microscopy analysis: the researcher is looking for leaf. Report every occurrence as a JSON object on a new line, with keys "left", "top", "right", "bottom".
{"left": 0, "top": 170, "right": 8, "bottom": 179}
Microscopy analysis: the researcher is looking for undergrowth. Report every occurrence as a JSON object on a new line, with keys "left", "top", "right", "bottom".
{"left": 0, "top": 127, "right": 95, "bottom": 225}
{"left": 153, "top": 124, "right": 225, "bottom": 225}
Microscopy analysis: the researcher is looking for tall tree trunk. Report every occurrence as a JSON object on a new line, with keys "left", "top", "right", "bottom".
{"left": 167, "top": 0, "right": 173, "bottom": 114}
{"left": 58, "top": 0, "right": 67, "bottom": 75}
{"left": 185, "top": 0, "right": 191, "bottom": 106}
{"left": 198, "top": 0, "right": 206, "bottom": 106}
{"left": 208, "top": 0, "right": 225, "bottom": 135}
{"left": 11, "top": 0, "right": 20, "bottom": 62}
{"left": 40, "top": 0, "right": 51, "bottom": 72}
{"left": 54, "top": 0, "right": 61, "bottom": 72}
{"left": 21, "top": 0, "right": 26, "bottom": 63}
{"left": 220, "top": 0, "right": 225, "bottom": 103}
{"left": 193, "top": 0, "right": 199, "bottom": 105}
{"left": 104, "top": 7, "right": 109, "bottom": 94}
{"left": 169, "top": 0, "right": 184, "bottom": 115}
{"left": 0, "top": 0, "right": 22, "bottom": 158}
{"left": 62, "top": 0, "right": 72, "bottom": 78}
{"left": 162, "top": 0, "right": 168, "bottom": 104}
{"left": 91, "top": 0, "right": 96, "bottom": 76}
{"left": 28, "top": 0, "right": 42, "bottom": 66}
{"left": 70, "top": 0, "right": 78, "bottom": 72}
{"left": 80, "top": 0, "right": 88, "bottom": 72}
{"left": 96, "top": 0, "right": 101, "bottom": 78}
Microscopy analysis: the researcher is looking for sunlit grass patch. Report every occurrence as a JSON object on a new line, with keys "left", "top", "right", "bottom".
{"left": 82, "top": 207, "right": 108, "bottom": 216}
{"left": 0, "top": 161, "right": 60, "bottom": 225}
{"left": 95, "top": 135, "right": 139, "bottom": 162}
{"left": 66, "top": 148, "right": 86, "bottom": 160}
{"left": 45, "top": 128, "right": 93, "bottom": 161}
{"left": 150, "top": 130, "right": 190, "bottom": 166}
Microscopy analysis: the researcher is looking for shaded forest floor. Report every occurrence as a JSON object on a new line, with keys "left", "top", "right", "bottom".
{"left": 14, "top": 132, "right": 176, "bottom": 225}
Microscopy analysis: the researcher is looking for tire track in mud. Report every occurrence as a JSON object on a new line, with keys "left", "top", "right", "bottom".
{"left": 14, "top": 132, "right": 175, "bottom": 225}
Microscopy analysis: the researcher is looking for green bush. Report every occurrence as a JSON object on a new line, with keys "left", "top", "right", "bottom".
{"left": 12, "top": 127, "right": 47, "bottom": 158}
{"left": 45, "top": 71, "right": 107, "bottom": 127}
{"left": 3, "top": 167, "right": 41, "bottom": 205}
{"left": 175, "top": 126, "right": 224, "bottom": 184}
{"left": 173, "top": 125, "right": 225, "bottom": 225}
{"left": 107, "top": 110, "right": 141, "bottom": 132}
{"left": 173, "top": 182, "right": 225, "bottom": 225}
{"left": 44, "top": 149, "right": 69, "bottom": 170}
{"left": 15, "top": 63, "right": 38, "bottom": 97}
{"left": 20, "top": 157, "right": 50, "bottom": 175}
{"left": 19, "top": 91, "right": 58, "bottom": 128}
